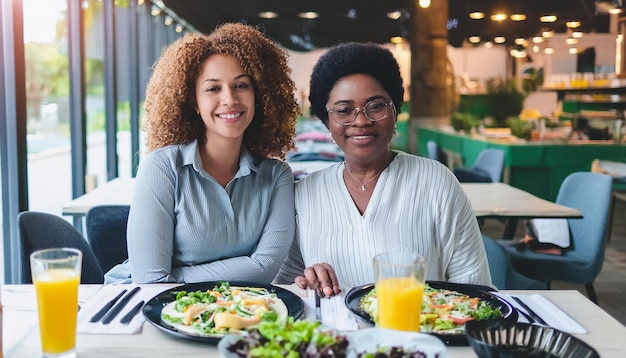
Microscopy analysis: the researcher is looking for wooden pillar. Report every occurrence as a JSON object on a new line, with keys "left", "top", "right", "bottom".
{"left": 407, "top": 0, "right": 450, "bottom": 153}
{"left": 409, "top": 0, "right": 450, "bottom": 117}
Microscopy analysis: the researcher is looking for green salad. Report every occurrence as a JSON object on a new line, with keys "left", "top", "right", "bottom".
{"left": 226, "top": 317, "right": 349, "bottom": 357}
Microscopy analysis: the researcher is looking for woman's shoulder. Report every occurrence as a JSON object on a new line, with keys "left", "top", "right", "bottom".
{"left": 254, "top": 156, "right": 293, "bottom": 175}
{"left": 392, "top": 150, "right": 450, "bottom": 172}
{"left": 296, "top": 162, "right": 343, "bottom": 186}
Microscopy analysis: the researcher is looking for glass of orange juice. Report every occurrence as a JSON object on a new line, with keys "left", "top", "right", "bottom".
{"left": 374, "top": 251, "right": 426, "bottom": 332}
{"left": 31, "top": 248, "right": 82, "bottom": 358}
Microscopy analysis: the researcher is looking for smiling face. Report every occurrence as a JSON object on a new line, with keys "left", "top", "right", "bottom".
{"left": 196, "top": 54, "right": 255, "bottom": 145}
{"left": 326, "top": 73, "right": 396, "bottom": 165}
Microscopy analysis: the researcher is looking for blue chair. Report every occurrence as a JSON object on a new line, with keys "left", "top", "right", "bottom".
{"left": 18, "top": 211, "right": 104, "bottom": 284}
{"left": 454, "top": 148, "right": 505, "bottom": 183}
{"left": 502, "top": 172, "right": 613, "bottom": 304}
{"left": 86, "top": 205, "right": 130, "bottom": 273}
{"left": 427, "top": 140, "right": 448, "bottom": 167}
{"left": 481, "top": 236, "right": 547, "bottom": 290}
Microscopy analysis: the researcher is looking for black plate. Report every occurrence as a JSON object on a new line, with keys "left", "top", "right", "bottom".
{"left": 142, "top": 281, "right": 305, "bottom": 343}
{"left": 344, "top": 280, "right": 518, "bottom": 346}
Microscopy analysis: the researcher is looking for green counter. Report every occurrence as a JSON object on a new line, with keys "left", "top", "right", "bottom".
{"left": 418, "top": 127, "right": 626, "bottom": 201}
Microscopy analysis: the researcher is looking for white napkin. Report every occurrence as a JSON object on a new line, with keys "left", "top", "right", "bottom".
{"left": 301, "top": 293, "right": 359, "bottom": 331}
{"left": 77, "top": 285, "right": 167, "bottom": 334}
{"left": 320, "top": 293, "right": 359, "bottom": 331}
{"left": 495, "top": 293, "right": 587, "bottom": 334}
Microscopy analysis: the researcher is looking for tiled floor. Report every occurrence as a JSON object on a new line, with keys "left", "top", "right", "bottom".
{"left": 481, "top": 199, "right": 626, "bottom": 326}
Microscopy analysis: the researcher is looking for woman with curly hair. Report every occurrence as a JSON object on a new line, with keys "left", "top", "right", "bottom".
{"left": 275, "top": 42, "right": 492, "bottom": 295}
{"left": 105, "top": 23, "right": 300, "bottom": 284}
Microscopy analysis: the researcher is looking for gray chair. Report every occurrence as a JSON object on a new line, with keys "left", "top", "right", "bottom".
{"left": 502, "top": 172, "right": 613, "bottom": 304}
{"left": 86, "top": 205, "right": 130, "bottom": 273}
{"left": 18, "top": 211, "right": 104, "bottom": 284}
{"left": 482, "top": 236, "right": 546, "bottom": 290}
{"left": 454, "top": 148, "right": 505, "bottom": 183}
{"left": 426, "top": 140, "right": 448, "bottom": 167}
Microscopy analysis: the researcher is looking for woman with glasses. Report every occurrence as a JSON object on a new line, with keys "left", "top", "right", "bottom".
{"left": 275, "top": 42, "right": 492, "bottom": 296}
{"left": 105, "top": 23, "right": 299, "bottom": 284}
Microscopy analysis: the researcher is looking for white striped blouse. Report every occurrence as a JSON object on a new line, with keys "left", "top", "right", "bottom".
{"left": 275, "top": 151, "right": 493, "bottom": 290}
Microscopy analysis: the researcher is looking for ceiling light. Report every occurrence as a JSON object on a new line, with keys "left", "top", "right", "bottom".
{"left": 164, "top": 16, "right": 173, "bottom": 26}
{"left": 298, "top": 11, "right": 318, "bottom": 19}
{"left": 175, "top": 24, "right": 183, "bottom": 33}
{"left": 469, "top": 36, "right": 481, "bottom": 44}
{"left": 494, "top": 36, "right": 506, "bottom": 43}
{"left": 540, "top": 15, "right": 557, "bottom": 23}
{"left": 419, "top": 0, "right": 431, "bottom": 8}
{"left": 387, "top": 10, "right": 402, "bottom": 20}
{"left": 151, "top": 5, "right": 161, "bottom": 16}
{"left": 510, "top": 13, "right": 526, "bottom": 21}
{"left": 469, "top": 12, "right": 485, "bottom": 19}
{"left": 566, "top": 21, "right": 581, "bottom": 28}
{"left": 515, "top": 38, "right": 527, "bottom": 45}
{"left": 137, "top": 0, "right": 145, "bottom": 5}
{"left": 609, "top": 7, "right": 623, "bottom": 14}
{"left": 533, "top": 45, "right": 540, "bottom": 53}
{"left": 542, "top": 30, "right": 555, "bottom": 38}
{"left": 572, "top": 31, "right": 584, "bottom": 38}
{"left": 258, "top": 11, "right": 278, "bottom": 19}
{"left": 532, "top": 36, "right": 544, "bottom": 43}
{"left": 390, "top": 36, "right": 404, "bottom": 44}
{"left": 544, "top": 47, "right": 554, "bottom": 54}
{"left": 510, "top": 47, "right": 527, "bottom": 58}
{"left": 569, "top": 48, "right": 578, "bottom": 54}
{"left": 484, "top": 41, "right": 494, "bottom": 48}
{"left": 566, "top": 37, "right": 578, "bottom": 45}
{"left": 490, "top": 13, "right": 507, "bottom": 22}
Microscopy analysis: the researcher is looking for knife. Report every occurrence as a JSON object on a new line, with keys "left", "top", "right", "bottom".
{"left": 89, "top": 289, "right": 127, "bottom": 323}
{"left": 101, "top": 286, "right": 142, "bottom": 325}
{"left": 120, "top": 300, "right": 145, "bottom": 325}
{"left": 314, "top": 290, "right": 322, "bottom": 322}
{"left": 512, "top": 296, "right": 548, "bottom": 325}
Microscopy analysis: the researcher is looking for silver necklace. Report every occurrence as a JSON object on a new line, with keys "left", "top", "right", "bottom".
{"left": 344, "top": 163, "right": 384, "bottom": 191}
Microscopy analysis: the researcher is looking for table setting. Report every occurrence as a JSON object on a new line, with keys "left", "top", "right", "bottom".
{"left": 4, "top": 249, "right": 626, "bottom": 357}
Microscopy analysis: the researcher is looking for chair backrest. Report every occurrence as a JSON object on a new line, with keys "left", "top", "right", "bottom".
{"left": 556, "top": 172, "right": 612, "bottom": 282}
{"left": 427, "top": 141, "right": 448, "bottom": 167}
{"left": 86, "top": 205, "right": 130, "bottom": 273}
{"left": 481, "top": 236, "right": 546, "bottom": 290}
{"left": 18, "top": 211, "right": 104, "bottom": 284}
{"left": 473, "top": 148, "right": 505, "bottom": 182}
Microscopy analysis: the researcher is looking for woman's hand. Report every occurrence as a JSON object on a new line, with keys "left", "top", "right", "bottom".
{"left": 294, "top": 262, "right": 341, "bottom": 297}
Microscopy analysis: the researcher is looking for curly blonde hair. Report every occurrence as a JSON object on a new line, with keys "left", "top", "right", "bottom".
{"left": 143, "top": 23, "right": 299, "bottom": 159}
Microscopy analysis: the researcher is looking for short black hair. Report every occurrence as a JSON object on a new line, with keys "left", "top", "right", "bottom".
{"left": 309, "top": 42, "right": 404, "bottom": 127}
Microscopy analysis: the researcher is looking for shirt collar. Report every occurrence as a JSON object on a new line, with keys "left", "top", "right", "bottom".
{"left": 182, "top": 140, "right": 260, "bottom": 178}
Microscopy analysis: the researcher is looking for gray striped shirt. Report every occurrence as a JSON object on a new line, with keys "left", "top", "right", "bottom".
{"left": 105, "top": 141, "right": 295, "bottom": 284}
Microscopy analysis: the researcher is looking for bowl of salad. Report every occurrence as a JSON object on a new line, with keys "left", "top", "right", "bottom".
{"left": 218, "top": 319, "right": 448, "bottom": 358}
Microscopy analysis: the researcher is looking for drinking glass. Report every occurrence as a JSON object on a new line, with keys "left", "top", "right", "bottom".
{"left": 374, "top": 251, "right": 426, "bottom": 332}
{"left": 31, "top": 248, "right": 82, "bottom": 358}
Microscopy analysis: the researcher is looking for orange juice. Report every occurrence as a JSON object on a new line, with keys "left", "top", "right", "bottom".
{"left": 376, "top": 276, "right": 424, "bottom": 331}
{"left": 33, "top": 268, "right": 80, "bottom": 354}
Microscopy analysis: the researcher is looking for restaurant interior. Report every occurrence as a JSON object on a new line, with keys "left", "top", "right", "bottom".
{"left": 1, "top": 0, "right": 626, "bottom": 356}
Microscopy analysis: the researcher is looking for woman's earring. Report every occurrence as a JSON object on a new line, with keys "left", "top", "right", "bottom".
{"left": 330, "top": 138, "right": 336, "bottom": 144}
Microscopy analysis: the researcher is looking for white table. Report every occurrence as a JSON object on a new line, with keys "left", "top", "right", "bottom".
{"left": 62, "top": 179, "right": 582, "bottom": 239}
{"left": 61, "top": 177, "right": 135, "bottom": 217}
{"left": 4, "top": 284, "right": 626, "bottom": 357}
{"left": 461, "top": 183, "right": 582, "bottom": 239}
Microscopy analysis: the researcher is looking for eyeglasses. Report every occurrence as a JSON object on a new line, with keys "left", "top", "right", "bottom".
{"left": 326, "top": 99, "right": 394, "bottom": 126}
